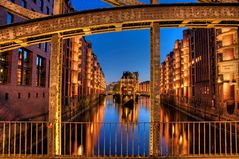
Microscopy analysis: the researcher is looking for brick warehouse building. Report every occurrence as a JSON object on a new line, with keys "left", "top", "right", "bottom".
{"left": 161, "top": 27, "right": 239, "bottom": 119}
{"left": 0, "top": 0, "right": 53, "bottom": 120}
{"left": 0, "top": 0, "right": 106, "bottom": 120}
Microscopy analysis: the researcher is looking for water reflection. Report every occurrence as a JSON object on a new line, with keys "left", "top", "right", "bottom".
{"left": 69, "top": 96, "right": 196, "bottom": 156}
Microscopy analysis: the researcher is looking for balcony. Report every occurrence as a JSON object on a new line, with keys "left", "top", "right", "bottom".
{"left": 217, "top": 43, "right": 237, "bottom": 53}
{"left": 216, "top": 28, "right": 237, "bottom": 41}
{"left": 217, "top": 59, "right": 238, "bottom": 74}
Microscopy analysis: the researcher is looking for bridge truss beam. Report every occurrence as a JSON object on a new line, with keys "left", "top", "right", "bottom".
{"left": 0, "top": 4, "right": 238, "bottom": 53}
{"left": 48, "top": 0, "right": 65, "bottom": 156}
{"left": 102, "top": 0, "right": 144, "bottom": 6}
{"left": 150, "top": 22, "right": 161, "bottom": 156}
{"left": 198, "top": 0, "right": 239, "bottom": 2}
{"left": 0, "top": 0, "right": 47, "bottom": 19}
{"left": 48, "top": 34, "right": 63, "bottom": 156}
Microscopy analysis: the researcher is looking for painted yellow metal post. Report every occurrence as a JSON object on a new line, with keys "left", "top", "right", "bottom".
{"left": 48, "top": 33, "right": 63, "bottom": 156}
{"left": 48, "top": 0, "right": 64, "bottom": 156}
{"left": 149, "top": 0, "right": 160, "bottom": 156}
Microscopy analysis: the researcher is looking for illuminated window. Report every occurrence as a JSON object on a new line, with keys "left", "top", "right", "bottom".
{"left": 17, "top": 48, "right": 31, "bottom": 85}
{"left": 36, "top": 55, "right": 46, "bottom": 87}
{"left": 0, "top": 52, "right": 9, "bottom": 84}
{"left": 21, "top": 0, "right": 27, "bottom": 8}
{"left": 7, "top": 12, "right": 14, "bottom": 24}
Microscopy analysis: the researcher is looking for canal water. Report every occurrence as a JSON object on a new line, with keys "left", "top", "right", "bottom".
{"left": 70, "top": 95, "right": 197, "bottom": 156}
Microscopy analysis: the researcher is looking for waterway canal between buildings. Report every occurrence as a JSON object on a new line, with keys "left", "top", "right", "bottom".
{"left": 70, "top": 95, "right": 198, "bottom": 156}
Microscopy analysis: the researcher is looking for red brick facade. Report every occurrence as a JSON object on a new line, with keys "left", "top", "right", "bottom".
{"left": 0, "top": 0, "right": 53, "bottom": 120}
{"left": 0, "top": 0, "right": 106, "bottom": 120}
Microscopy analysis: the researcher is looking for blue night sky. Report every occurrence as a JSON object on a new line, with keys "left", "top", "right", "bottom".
{"left": 72, "top": 0, "right": 197, "bottom": 84}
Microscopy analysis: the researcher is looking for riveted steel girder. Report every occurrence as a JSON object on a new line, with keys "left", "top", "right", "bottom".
{"left": 48, "top": 34, "right": 63, "bottom": 156}
{"left": 48, "top": 0, "right": 65, "bottom": 157}
{"left": 149, "top": 22, "right": 161, "bottom": 156}
{"left": 0, "top": 4, "right": 239, "bottom": 52}
{"left": 198, "top": 0, "right": 239, "bottom": 2}
{"left": 102, "top": 0, "right": 144, "bottom": 6}
{"left": 0, "top": 0, "right": 47, "bottom": 19}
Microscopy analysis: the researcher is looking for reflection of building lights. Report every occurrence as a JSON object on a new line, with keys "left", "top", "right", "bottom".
{"left": 217, "top": 79, "right": 222, "bottom": 83}
{"left": 78, "top": 145, "right": 84, "bottom": 155}
{"left": 172, "top": 125, "right": 175, "bottom": 134}
{"left": 91, "top": 124, "right": 93, "bottom": 134}
{"left": 179, "top": 135, "right": 183, "bottom": 145}
{"left": 0, "top": 69, "right": 3, "bottom": 73}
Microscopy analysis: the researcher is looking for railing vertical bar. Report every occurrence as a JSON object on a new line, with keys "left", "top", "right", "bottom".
{"left": 41, "top": 123, "right": 43, "bottom": 156}
{"left": 14, "top": 122, "right": 16, "bottom": 156}
{"left": 172, "top": 123, "right": 174, "bottom": 156}
{"left": 36, "top": 123, "right": 38, "bottom": 155}
{"left": 25, "top": 123, "right": 27, "bottom": 155}
{"left": 182, "top": 123, "right": 185, "bottom": 155}
{"left": 121, "top": 123, "right": 122, "bottom": 157}
{"left": 115, "top": 123, "right": 117, "bottom": 157}
{"left": 225, "top": 122, "right": 227, "bottom": 155}
{"left": 64, "top": 123, "right": 66, "bottom": 155}
{"left": 109, "top": 123, "right": 111, "bottom": 156}
{"left": 98, "top": 123, "right": 100, "bottom": 157}
{"left": 132, "top": 123, "right": 134, "bottom": 157}
{"left": 75, "top": 123, "right": 77, "bottom": 157}
{"left": 92, "top": 123, "right": 94, "bottom": 156}
{"left": 214, "top": 122, "right": 216, "bottom": 155}
{"left": 138, "top": 123, "right": 140, "bottom": 156}
{"left": 159, "top": 122, "right": 162, "bottom": 155}
{"left": 30, "top": 123, "right": 32, "bottom": 155}
{"left": 204, "top": 122, "right": 206, "bottom": 154}
{"left": 198, "top": 122, "right": 200, "bottom": 155}
{"left": 193, "top": 122, "right": 195, "bottom": 155}
{"left": 81, "top": 123, "right": 83, "bottom": 156}
{"left": 104, "top": 123, "right": 106, "bottom": 157}
{"left": 144, "top": 123, "right": 146, "bottom": 157}
{"left": 70, "top": 123, "right": 72, "bottom": 155}
{"left": 219, "top": 122, "right": 221, "bottom": 155}
{"left": 8, "top": 122, "right": 11, "bottom": 156}
{"left": 188, "top": 122, "right": 190, "bottom": 155}
{"left": 3, "top": 123, "right": 5, "bottom": 155}
{"left": 236, "top": 122, "right": 238, "bottom": 154}
{"left": 20, "top": 123, "right": 22, "bottom": 155}
{"left": 126, "top": 122, "right": 129, "bottom": 157}
{"left": 209, "top": 122, "right": 211, "bottom": 155}
{"left": 230, "top": 122, "right": 232, "bottom": 155}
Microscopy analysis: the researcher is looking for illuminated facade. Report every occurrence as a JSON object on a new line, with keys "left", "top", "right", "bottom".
{"left": 216, "top": 27, "right": 239, "bottom": 115}
{"left": 173, "top": 40, "right": 183, "bottom": 100}
{"left": 182, "top": 30, "right": 190, "bottom": 102}
{"left": 189, "top": 28, "right": 216, "bottom": 110}
{"left": 161, "top": 27, "right": 239, "bottom": 118}
{"left": 160, "top": 62, "right": 166, "bottom": 95}
{"left": 0, "top": 0, "right": 53, "bottom": 120}
{"left": 119, "top": 71, "right": 139, "bottom": 96}
{"left": 138, "top": 81, "right": 150, "bottom": 95}
{"left": 0, "top": 0, "right": 106, "bottom": 120}
{"left": 76, "top": 37, "right": 106, "bottom": 99}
